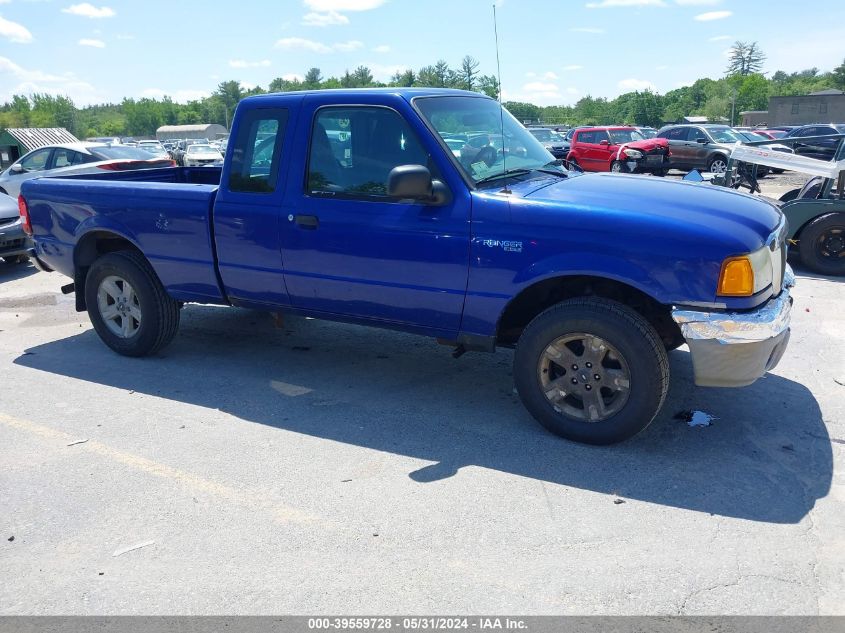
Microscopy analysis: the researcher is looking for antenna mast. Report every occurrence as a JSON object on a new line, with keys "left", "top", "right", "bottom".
{"left": 493, "top": 3, "right": 509, "bottom": 193}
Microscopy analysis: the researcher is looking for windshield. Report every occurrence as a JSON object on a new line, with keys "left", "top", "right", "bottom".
{"left": 638, "top": 128, "right": 657, "bottom": 139}
{"left": 530, "top": 129, "right": 554, "bottom": 142}
{"left": 708, "top": 127, "right": 744, "bottom": 143}
{"left": 89, "top": 145, "right": 164, "bottom": 160}
{"left": 415, "top": 96, "right": 563, "bottom": 186}
{"left": 188, "top": 145, "right": 218, "bottom": 154}
{"left": 741, "top": 131, "right": 769, "bottom": 142}
{"left": 608, "top": 129, "right": 645, "bottom": 144}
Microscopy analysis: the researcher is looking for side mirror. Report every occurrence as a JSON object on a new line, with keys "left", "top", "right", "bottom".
{"left": 599, "top": 139, "right": 609, "bottom": 146}
{"left": 10, "top": 163, "right": 23, "bottom": 174}
{"left": 387, "top": 164, "right": 433, "bottom": 200}
{"left": 696, "top": 137, "right": 708, "bottom": 144}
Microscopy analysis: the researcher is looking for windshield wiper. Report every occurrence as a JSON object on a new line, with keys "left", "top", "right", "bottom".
{"left": 475, "top": 168, "right": 533, "bottom": 186}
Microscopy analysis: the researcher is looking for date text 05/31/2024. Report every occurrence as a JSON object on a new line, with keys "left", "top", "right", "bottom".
{"left": 307, "top": 618, "right": 528, "bottom": 630}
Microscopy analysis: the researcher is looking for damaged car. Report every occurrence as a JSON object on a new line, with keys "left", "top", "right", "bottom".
{"left": 566, "top": 126, "right": 670, "bottom": 175}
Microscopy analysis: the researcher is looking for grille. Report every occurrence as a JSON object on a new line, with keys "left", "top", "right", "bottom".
{"left": 0, "top": 238, "right": 25, "bottom": 249}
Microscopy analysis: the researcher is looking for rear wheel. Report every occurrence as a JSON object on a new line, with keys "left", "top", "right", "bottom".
{"left": 85, "top": 250, "right": 181, "bottom": 356}
{"left": 798, "top": 213, "right": 845, "bottom": 276}
{"left": 513, "top": 297, "right": 670, "bottom": 445}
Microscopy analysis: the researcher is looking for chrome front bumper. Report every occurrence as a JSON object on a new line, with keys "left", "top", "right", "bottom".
{"left": 671, "top": 266, "right": 794, "bottom": 387}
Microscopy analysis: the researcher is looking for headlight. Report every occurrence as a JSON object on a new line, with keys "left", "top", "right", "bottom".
{"left": 624, "top": 149, "right": 643, "bottom": 159}
{"left": 717, "top": 245, "right": 773, "bottom": 297}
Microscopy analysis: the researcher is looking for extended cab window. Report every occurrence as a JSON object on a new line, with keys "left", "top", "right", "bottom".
{"left": 228, "top": 108, "right": 288, "bottom": 194}
{"left": 307, "top": 106, "right": 429, "bottom": 197}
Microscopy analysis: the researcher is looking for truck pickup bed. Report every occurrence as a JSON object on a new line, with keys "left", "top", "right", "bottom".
{"left": 20, "top": 88, "right": 793, "bottom": 445}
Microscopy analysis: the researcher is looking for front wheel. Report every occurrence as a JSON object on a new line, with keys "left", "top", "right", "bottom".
{"left": 798, "top": 213, "right": 845, "bottom": 276}
{"left": 85, "top": 250, "right": 181, "bottom": 356}
{"left": 513, "top": 297, "right": 670, "bottom": 445}
{"left": 610, "top": 160, "right": 627, "bottom": 174}
{"left": 708, "top": 155, "right": 728, "bottom": 174}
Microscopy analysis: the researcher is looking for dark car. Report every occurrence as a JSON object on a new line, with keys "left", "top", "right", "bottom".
{"left": 782, "top": 124, "right": 845, "bottom": 161}
{"left": 657, "top": 124, "right": 749, "bottom": 174}
{"left": 527, "top": 127, "right": 569, "bottom": 159}
{"left": 0, "top": 192, "right": 29, "bottom": 264}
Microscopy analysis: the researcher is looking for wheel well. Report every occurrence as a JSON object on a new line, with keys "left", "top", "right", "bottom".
{"left": 73, "top": 231, "right": 142, "bottom": 311}
{"left": 496, "top": 275, "right": 683, "bottom": 349}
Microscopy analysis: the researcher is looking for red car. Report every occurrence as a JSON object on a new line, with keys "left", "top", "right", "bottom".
{"left": 566, "top": 126, "right": 671, "bottom": 175}
{"left": 752, "top": 129, "right": 787, "bottom": 140}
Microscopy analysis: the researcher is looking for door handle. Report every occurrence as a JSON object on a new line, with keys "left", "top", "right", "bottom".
{"left": 292, "top": 214, "right": 319, "bottom": 229}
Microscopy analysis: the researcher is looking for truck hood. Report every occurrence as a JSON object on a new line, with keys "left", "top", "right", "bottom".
{"left": 517, "top": 172, "right": 781, "bottom": 251}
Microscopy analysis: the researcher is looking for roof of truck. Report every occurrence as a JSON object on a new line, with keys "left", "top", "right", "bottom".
{"left": 243, "top": 88, "right": 487, "bottom": 103}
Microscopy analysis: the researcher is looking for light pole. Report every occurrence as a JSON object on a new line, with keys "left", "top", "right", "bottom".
{"left": 730, "top": 88, "right": 738, "bottom": 126}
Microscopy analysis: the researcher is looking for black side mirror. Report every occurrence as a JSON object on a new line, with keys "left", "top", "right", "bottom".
{"left": 387, "top": 164, "right": 433, "bottom": 199}
{"left": 696, "top": 137, "right": 708, "bottom": 144}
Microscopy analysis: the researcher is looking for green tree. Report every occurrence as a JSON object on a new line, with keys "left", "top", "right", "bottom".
{"left": 304, "top": 67, "right": 323, "bottom": 89}
{"left": 726, "top": 41, "right": 766, "bottom": 76}
{"left": 459, "top": 55, "right": 480, "bottom": 91}
{"left": 831, "top": 58, "right": 845, "bottom": 90}
{"left": 477, "top": 75, "right": 500, "bottom": 99}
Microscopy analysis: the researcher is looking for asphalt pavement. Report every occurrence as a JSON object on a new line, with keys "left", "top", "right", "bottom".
{"left": 0, "top": 178, "right": 843, "bottom": 614}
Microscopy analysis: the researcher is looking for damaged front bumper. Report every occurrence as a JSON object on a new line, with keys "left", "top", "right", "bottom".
{"left": 671, "top": 266, "right": 794, "bottom": 388}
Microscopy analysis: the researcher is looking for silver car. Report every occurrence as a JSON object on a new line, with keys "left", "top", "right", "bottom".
{"left": 0, "top": 192, "right": 29, "bottom": 264}
{"left": 0, "top": 142, "right": 174, "bottom": 199}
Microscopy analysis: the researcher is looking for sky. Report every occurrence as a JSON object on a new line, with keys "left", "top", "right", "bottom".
{"left": 1, "top": 0, "right": 844, "bottom": 108}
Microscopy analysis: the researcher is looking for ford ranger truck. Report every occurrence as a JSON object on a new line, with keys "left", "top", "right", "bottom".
{"left": 19, "top": 89, "right": 793, "bottom": 445}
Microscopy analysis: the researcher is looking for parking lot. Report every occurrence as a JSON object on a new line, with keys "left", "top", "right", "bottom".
{"left": 0, "top": 171, "right": 843, "bottom": 615}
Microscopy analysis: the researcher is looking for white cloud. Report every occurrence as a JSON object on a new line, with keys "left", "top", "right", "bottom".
{"left": 569, "top": 27, "right": 605, "bottom": 33}
{"left": 563, "top": 65, "right": 583, "bottom": 71}
{"left": 0, "top": 56, "right": 102, "bottom": 104}
{"left": 543, "top": 71, "right": 558, "bottom": 80}
{"left": 302, "top": 10, "right": 349, "bottom": 26}
{"left": 78, "top": 38, "right": 104, "bottom": 47}
{"left": 367, "top": 63, "right": 408, "bottom": 81}
{"left": 372, "top": 44, "right": 390, "bottom": 53}
{"left": 524, "top": 81, "right": 559, "bottom": 93}
{"left": 0, "top": 14, "right": 32, "bottom": 42}
{"left": 333, "top": 39, "right": 363, "bottom": 52}
{"left": 274, "top": 37, "right": 332, "bottom": 53}
{"left": 303, "top": 0, "right": 386, "bottom": 10}
{"left": 586, "top": 0, "right": 666, "bottom": 7}
{"left": 708, "top": 34, "right": 732, "bottom": 41}
{"left": 282, "top": 73, "right": 304, "bottom": 82}
{"left": 694, "top": 10, "right": 731, "bottom": 20}
{"left": 618, "top": 77, "right": 656, "bottom": 92}
{"left": 62, "top": 3, "right": 115, "bottom": 18}
{"left": 228, "top": 59, "right": 271, "bottom": 68}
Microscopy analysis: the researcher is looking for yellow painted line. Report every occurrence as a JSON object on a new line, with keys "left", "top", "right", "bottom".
{"left": 0, "top": 412, "right": 321, "bottom": 525}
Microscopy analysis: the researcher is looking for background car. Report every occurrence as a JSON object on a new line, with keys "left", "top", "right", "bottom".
{"left": 566, "top": 126, "right": 670, "bottom": 174}
{"left": 657, "top": 124, "right": 748, "bottom": 174}
{"left": 182, "top": 143, "right": 224, "bottom": 167}
{"left": 0, "top": 143, "right": 175, "bottom": 198}
{"left": 634, "top": 126, "right": 658, "bottom": 139}
{"left": 527, "top": 127, "right": 569, "bottom": 159}
{"left": 751, "top": 129, "right": 787, "bottom": 140}
{"left": 0, "top": 192, "right": 30, "bottom": 265}
{"left": 172, "top": 138, "right": 211, "bottom": 166}
{"left": 782, "top": 124, "right": 845, "bottom": 161}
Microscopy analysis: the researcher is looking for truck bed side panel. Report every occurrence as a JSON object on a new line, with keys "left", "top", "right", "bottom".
{"left": 24, "top": 176, "right": 226, "bottom": 304}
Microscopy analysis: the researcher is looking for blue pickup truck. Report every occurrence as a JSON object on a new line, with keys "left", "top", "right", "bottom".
{"left": 19, "top": 88, "right": 793, "bottom": 444}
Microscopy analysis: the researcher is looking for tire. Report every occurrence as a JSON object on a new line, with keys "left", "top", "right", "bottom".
{"left": 651, "top": 169, "right": 666, "bottom": 177}
{"left": 772, "top": 169, "right": 785, "bottom": 174}
{"left": 84, "top": 250, "right": 181, "bottom": 356}
{"left": 798, "top": 213, "right": 845, "bottom": 276}
{"left": 707, "top": 155, "right": 728, "bottom": 174}
{"left": 610, "top": 160, "right": 627, "bottom": 174}
{"left": 513, "top": 297, "right": 670, "bottom": 445}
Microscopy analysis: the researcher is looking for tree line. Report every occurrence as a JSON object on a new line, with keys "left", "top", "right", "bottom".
{"left": 1, "top": 46, "right": 844, "bottom": 138}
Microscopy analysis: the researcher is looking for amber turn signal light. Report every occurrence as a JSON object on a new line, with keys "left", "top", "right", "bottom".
{"left": 717, "top": 256, "right": 754, "bottom": 296}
